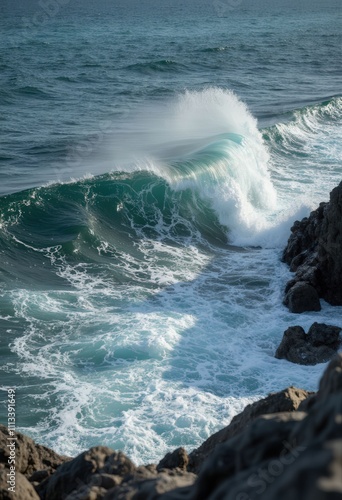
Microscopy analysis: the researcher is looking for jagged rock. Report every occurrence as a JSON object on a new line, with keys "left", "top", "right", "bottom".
{"left": 190, "top": 412, "right": 307, "bottom": 500}
{"left": 283, "top": 181, "right": 342, "bottom": 308}
{"left": 157, "top": 448, "right": 189, "bottom": 472}
{"left": 188, "top": 354, "right": 342, "bottom": 500}
{"left": 0, "top": 469, "right": 39, "bottom": 499}
{"left": 103, "top": 469, "right": 196, "bottom": 499}
{"left": 37, "top": 447, "right": 136, "bottom": 500}
{"left": 283, "top": 282, "right": 321, "bottom": 313}
{"left": 318, "top": 352, "right": 342, "bottom": 397}
{"left": 188, "top": 385, "right": 310, "bottom": 473}
{"left": 275, "top": 323, "right": 341, "bottom": 365}
{"left": 0, "top": 425, "right": 69, "bottom": 480}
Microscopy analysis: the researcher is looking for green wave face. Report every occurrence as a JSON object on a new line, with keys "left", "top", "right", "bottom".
{"left": 0, "top": 169, "right": 229, "bottom": 288}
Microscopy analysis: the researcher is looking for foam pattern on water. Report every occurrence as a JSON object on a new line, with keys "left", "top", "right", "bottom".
{"left": 6, "top": 239, "right": 342, "bottom": 463}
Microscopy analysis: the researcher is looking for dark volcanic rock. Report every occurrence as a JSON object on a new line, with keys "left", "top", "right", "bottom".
{"left": 275, "top": 323, "right": 341, "bottom": 365}
{"left": 283, "top": 282, "right": 321, "bottom": 313}
{"left": 188, "top": 385, "right": 310, "bottom": 473}
{"left": 283, "top": 181, "right": 342, "bottom": 308}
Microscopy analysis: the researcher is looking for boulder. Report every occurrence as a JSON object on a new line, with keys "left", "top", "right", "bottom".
{"left": 308, "top": 322, "right": 341, "bottom": 348}
{"left": 283, "top": 181, "right": 342, "bottom": 308}
{"left": 65, "top": 484, "right": 107, "bottom": 500}
{"left": 275, "top": 323, "right": 341, "bottom": 365}
{"left": 37, "top": 447, "right": 136, "bottom": 500}
{"left": 283, "top": 282, "right": 321, "bottom": 313}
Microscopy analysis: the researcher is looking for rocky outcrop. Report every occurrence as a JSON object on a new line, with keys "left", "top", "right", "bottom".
{"left": 187, "top": 386, "right": 311, "bottom": 473}
{"left": 283, "top": 181, "right": 342, "bottom": 309}
{"left": 157, "top": 448, "right": 189, "bottom": 472}
{"left": 0, "top": 425, "right": 69, "bottom": 480}
{"left": 36, "top": 447, "right": 136, "bottom": 500}
{"left": 275, "top": 323, "right": 341, "bottom": 365}
{"left": 190, "top": 354, "right": 342, "bottom": 500}
{"left": 1, "top": 355, "right": 341, "bottom": 499}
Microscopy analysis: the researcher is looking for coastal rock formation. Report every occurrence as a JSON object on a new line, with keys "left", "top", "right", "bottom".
{"left": 275, "top": 323, "right": 341, "bottom": 365}
{"left": 187, "top": 386, "right": 311, "bottom": 473}
{"left": 284, "top": 282, "right": 321, "bottom": 313}
{"left": 1, "top": 355, "right": 341, "bottom": 499}
{"left": 36, "top": 447, "right": 136, "bottom": 500}
{"left": 190, "top": 354, "right": 342, "bottom": 500}
{"left": 157, "top": 448, "right": 189, "bottom": 472}
{"left": 0, "top": 425, "right": 69, "bottom": 480}
{"left": 283, "top": 181, "right": 342, "bottom": 310}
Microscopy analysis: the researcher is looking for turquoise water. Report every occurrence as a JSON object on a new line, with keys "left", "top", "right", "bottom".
{"left": 0, "top": 0, "right": 341, "bottom": 463}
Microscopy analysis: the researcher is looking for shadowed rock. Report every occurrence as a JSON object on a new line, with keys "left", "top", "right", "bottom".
{"left": 188, "top": 386, "right": 310, "bottom": 473}
{"left": 37, "top": 447, "right": 136, "bottom": 500}
{"left": 189, "top": 354, "right": 342, "bottom": 500}
{"left": 283, "top": 181, "right": 342, "bottom": 309}
{"left": 275, "top": 323, "right": 341, "bottom": 365}
{"left": 283, "top": 282, "right": 321, "bottom": 313}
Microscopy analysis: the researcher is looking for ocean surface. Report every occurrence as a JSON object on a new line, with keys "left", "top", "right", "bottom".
{"left": 0, "top": 0, "right": 341, "bottom": 464}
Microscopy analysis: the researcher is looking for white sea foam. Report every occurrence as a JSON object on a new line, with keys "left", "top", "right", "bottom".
{"left": 10, "top": 241, "right": 342, "bottom": 463}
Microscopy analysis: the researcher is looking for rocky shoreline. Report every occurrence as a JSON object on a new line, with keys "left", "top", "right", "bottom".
{"left": 283, "top": 181, "right": 342, "bottom": 312}
{"left": 1, "top": 184, "right": 342, "bottom": 499}
{"left": 1, "top": 354, "right": 341, "bottom": 499}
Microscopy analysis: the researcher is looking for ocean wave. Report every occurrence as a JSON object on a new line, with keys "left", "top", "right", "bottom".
{"left": 200, "top": 46, "right": 231, "bottom": 53}
{"left": 264, "top": 97, "right": 342, "bottom": 145}
{"left": 3, "top": 89, "right": 339, "bottom": 263}
{"left": 125, "top": 59, "right": 187, "bottom": 74}
{"left": 0, "top": 89, "right": 281, "bottom": 256}
{"left": 15, "top": 86, "right": 53, "bottom": 99}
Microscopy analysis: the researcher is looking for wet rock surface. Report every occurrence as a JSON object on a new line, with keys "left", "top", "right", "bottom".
{"left": 283, "top": 181, "right": 342, "bottom": 310}
{"left": 284, "top": 282, "right": 321, "bottom": 313}
{"left": 275, "top": 323, "right": 341, "bottom": 365}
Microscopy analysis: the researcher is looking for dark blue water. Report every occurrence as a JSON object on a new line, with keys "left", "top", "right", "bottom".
{"left": 0, "top": 0, "right": 341, "bottom": 463}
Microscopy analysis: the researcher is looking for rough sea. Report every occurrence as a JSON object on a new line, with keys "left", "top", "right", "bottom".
{"left": 0, "top": 0, "right": 341, "bottom": 464}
